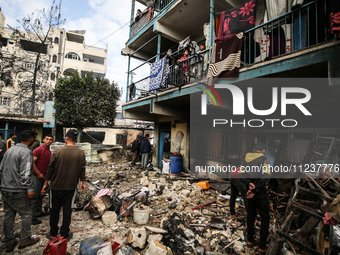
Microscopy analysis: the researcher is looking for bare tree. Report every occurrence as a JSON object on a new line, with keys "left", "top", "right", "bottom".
{"left": 16, "top": 0, "right": 65, "bottom": 115}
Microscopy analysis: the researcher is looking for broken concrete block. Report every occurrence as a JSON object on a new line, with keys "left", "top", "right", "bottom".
{"left": 180, "top": 189, "right": 191, "bottom": 197}
{"left": 202, "top": 209, "right": 216, "bottom": 216}
{"left": 184, "top": 207, "right": 192, "bottom": 214}
{"left": 126, "top": 227, "right": 147, "bottom": 249}
{"left": 233, "top": 240, "right": 244, "bottom": 253}
{"left": 184, "top": 229, "right": 195, "bottom": 239}
{"left": 101, "top": 211, "right": 117, "bottom": 226}
{"left": 145, "top": 240, "right": 168, "bottom": 255}
{"left": 147, "top": 234, "right": 163, "bottom": 243}
{"left": 140, "top": 177, "right": 149, "bottom": 186}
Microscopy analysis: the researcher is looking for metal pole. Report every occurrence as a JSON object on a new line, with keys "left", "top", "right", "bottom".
{"left": 210, "top": 0, "right": 214, "bottom": 59}
{"left": 5, "top": 122, "right": 9, "bottom": 140}
{"left": 129, "top": 0, "right": 135, "bottom": 38}
{"left": 157, "top": 33, "right": 161, "bottom": 60}
{"left": 126, "top": 55, "right": 131, "bottom": 102}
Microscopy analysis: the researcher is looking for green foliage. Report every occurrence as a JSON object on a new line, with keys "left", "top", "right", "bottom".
{"left": 54, "top": 71, "right": 120, "bottom": 129}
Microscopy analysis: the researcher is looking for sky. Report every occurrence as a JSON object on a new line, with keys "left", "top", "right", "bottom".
{"left": 1, "top": 0, "right": 145, "bottom": 102}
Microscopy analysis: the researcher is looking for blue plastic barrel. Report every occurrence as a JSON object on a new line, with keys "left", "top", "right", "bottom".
{"left": 170, "top": 155, "right": 183, "bottom": 174}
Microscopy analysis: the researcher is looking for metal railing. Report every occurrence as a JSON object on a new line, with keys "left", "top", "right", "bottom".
{"left": 129, "top": 0, "right": 177, "bottom": 39}
{"left": 130, "top": 50, "right": 209, "bottom": 100}
{"left": 157, "top": 0, "right": 176, "bottom": 11}
{"left": 242, "top": 0, "right": 334, "bottom": 65}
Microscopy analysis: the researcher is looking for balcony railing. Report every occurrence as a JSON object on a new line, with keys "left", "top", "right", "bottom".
{"left": 130, "top": 0, "right": 177, "bottom": 39}
{"left": 242, "top": 0, "right": 334, "bottom": 64}
{"left": 128, "top": 0, "right": 337, "bottom": 101}
{"left": 157, "top": 0, "right": 176, "bottom": 11}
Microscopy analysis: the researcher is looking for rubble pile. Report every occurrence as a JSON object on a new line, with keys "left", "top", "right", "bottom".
{"left": 1, "top": 155, "right": 340, "bottom": 254}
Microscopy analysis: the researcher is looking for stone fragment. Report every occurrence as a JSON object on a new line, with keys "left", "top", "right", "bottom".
{"left": 145, "top": 240, "right": 168, "bottom": 255}
{"left": 101, "top": 211, "right": 117, "bottom": 226}
{"left": 233, "top": 241, "right": 244, "bottom": 253}
{"left": 181, "top": 189, "right": 191, "bottom": 197}
{"left": 140, "top": 177, "right": 149, "bottom": 186}
{"left": 184, "top": 229, "right": 195, "bottom": 239}
{"left": 147, "top": 234, "right": 163, "bottom": 243}
{"left": 126, "top": 227, "right": 147, "bottom": 249}
{"left": 202, "top": 209, "right": 216, "bottom": 216}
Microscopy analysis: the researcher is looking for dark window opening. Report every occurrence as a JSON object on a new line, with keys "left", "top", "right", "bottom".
{"left": 20, "top": 39, "right": 47, "bottom": 54}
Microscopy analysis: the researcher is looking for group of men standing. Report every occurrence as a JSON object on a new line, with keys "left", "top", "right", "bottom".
{"left": 229, "top": 143, "right": 271, "bottom": 254}
{"left": 131, "top": 134, "right": 152, "bottom": 169}
{"left": 0, "top": 129, "right": 86, "bottom": 252}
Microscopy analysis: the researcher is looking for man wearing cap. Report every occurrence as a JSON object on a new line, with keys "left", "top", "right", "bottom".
{"left": 42, "top": 129, "right": 86, "bottom": 240}
{"left": 0, "top": 130, "right": 40, "bottom": 252}
{"left": 239, "top": 143, "right": 271, "bottom": 254}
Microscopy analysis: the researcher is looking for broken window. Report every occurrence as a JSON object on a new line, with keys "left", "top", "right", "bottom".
{"left": 51, "top": 73, "right": 56, "bottom": 81}
{"left": 0, "top": 97, "right": 11, "bottom": 106}
{"left": 54, "top": 37, "right": 59, "bottom": 44}
{"left": 52, "top": 55, "right": 57, "bottom": 63}
{"left": 20, "top": 39, "right": 47, "bottom": 54}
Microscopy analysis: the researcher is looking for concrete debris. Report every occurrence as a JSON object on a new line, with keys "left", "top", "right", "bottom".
{"left": 9, "top": 148, "right": 340, "bottom": 255}
{"left": 101, "top": 211, "right": 118, "bottom": 226}
{"left": 126, "top": 227, "right": 147, "bottom": 249}
{"left": 145, "top": 240, "right": 168, "bottom": 255}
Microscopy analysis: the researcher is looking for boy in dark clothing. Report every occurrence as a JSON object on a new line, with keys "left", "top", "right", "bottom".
{"left": 140, "top": 134, "right": 151, "bottom": 169}
{"left": 239, "top": 143, "right": 270, "bottom": 254}
{"left": 131, "top": 135, "right": 140, "bottom": 166}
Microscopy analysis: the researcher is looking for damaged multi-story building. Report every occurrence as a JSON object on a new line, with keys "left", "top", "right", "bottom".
{"left": 0, "top": 8, "right": 107, "bottom": 140}
{"left": 122, "top": 0, "right": 340, "bottom": 171}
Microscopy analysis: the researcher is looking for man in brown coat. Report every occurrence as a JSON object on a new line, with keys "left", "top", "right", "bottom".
{"left": 42, "top": 129, "right": 86, "bottom": 240}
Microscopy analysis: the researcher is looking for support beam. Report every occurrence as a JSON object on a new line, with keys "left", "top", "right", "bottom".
{"left": 154, "top": 22, "right": 185, "bottom": 42}
{"left": 126, "top": 55, "right": 131, "bottom": 102}
{"left": 151, "top": 102, "right": 187, "bottom": 118}
{"left": 129, "top": 0, "right": 135, "bottom": 39}
{"left": 124, "top": 110, "right": 156, "bottom": 122}
{"left": 277, "top": 230, "right": 323, "bottom": 255}
{"left": 157, "top": 33, "right": 161, "bottom": 61}
{"left": 210, "top": 0, "right": 214, "bottom": 59}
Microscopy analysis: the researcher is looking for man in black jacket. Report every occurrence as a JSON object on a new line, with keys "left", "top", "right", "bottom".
{"left": 130, "top": 135, "right": 140, "bottom": 166}
{"left": 239, "top": 143, "right": 270, "bottom": 254}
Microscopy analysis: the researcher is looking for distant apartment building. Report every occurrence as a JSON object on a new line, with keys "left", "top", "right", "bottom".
{"left": 0, "top": 9, "right": 107, "bottom": 117}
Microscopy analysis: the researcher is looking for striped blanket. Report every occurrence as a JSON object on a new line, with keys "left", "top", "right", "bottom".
{"left": 207, "top": 33, "right": 244, "bottom": 81}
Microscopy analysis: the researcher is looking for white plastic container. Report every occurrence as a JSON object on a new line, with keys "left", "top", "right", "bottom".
{"left": 133, "top": 206, "right": 150, "bottom": 225}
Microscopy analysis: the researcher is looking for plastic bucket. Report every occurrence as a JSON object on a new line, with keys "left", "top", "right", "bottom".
{"left": 133, "top": 206, "right": 150, "bottom": 224}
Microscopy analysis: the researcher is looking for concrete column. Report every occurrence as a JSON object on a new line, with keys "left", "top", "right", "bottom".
{"left": 129, "top": 0, "right": 136, "bottom": 38}
{"left": 126, "top": 55, "right": 131, "bottom": 102}
{"left": 209, "top": 0, "right": 214, "bottom": 59}
{"left": 157, "top": 33, "right": 162, "bottom": 60}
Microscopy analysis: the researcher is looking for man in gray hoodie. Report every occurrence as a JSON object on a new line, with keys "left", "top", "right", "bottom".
{"left": 0, "top": 130, "right": 40, "bottom": 252}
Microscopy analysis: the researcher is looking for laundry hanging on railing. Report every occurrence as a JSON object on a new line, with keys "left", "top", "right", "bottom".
{"left": 149, "top": 55, "right": 170, "bottom": 91}
{"left": 216, "top": 0, "right": 256, "bottom": 41}
{"left": 330, "top": 0, "right": 340, "bottom": 34}
{"left": 207, "top": 33, "right": 244, "bottom": 82}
